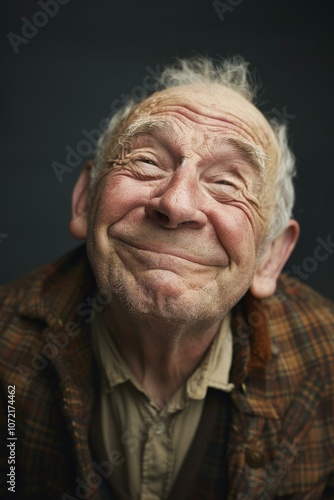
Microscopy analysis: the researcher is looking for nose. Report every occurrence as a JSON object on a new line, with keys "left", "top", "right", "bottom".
{"left": 145, "top": 168, "right": 207, "bottom": 229}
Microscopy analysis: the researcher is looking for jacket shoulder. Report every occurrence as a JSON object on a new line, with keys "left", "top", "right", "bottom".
{"left": 274, "top": 274, "right": 334, "bottom": 328}
{"left": 0, "top": 245, "right": 90, "bottom": 358}
{"left": 0, "top": 245, "right": 88, "bottom": 313}
{"left": 0, "top": 245, "right": 92, "bottom": 388}
{"left": 268, "top": 274, "right": 334, "bottom": 375}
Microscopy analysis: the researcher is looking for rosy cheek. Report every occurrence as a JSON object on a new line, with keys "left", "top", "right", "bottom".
{"left": 211, "top": 206, "right": 257, "bottom": 262}
{"left": 94, "top": 175, "right": 150, "bottom": 226}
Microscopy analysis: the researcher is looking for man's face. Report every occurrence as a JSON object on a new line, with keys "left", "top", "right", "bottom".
{"left": 86, "top": 84, "right": 279, "bottom": 324}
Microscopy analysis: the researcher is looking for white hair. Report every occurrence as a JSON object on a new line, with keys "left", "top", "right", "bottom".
{"left": 90, "top": 56, "right": 296, "bottom": 241}
{"left": 266, "top": 120, "right": 296, "bottom": 240}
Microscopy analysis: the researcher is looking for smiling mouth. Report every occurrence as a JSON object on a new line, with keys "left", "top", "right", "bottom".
{"left": 116, "top": 238, "right": 223, "bottom": 267}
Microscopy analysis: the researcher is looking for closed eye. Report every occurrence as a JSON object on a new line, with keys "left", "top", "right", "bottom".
{"left": 137, "top": 157, "right": 156, "bottom": 165}
{"left": 215, "top": 180, "right": 232, "bottom": 185}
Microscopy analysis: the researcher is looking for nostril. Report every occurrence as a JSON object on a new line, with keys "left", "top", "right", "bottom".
{"left": 154, "top": 210, "right": 170, "bottom": 225}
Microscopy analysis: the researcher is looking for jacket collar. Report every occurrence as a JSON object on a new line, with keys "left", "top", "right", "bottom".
{"left": 230, "top": 291, "right": 272, "bottom": 387}
{"left": 18, "top": 245, "right": 95, "bottom": 329}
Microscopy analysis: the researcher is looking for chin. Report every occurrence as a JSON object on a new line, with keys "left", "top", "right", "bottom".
{"left": 91, "top": 254, "right": 254, "bottom": 326}
{"left": 111, "top": 274, "right": 230, "bottom": 327}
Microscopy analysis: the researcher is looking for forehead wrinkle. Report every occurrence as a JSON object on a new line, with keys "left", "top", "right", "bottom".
{"left": 212, "top": 137, "right": 269, "bottom": 181}
{"left": 116, "top": 118, "right": 174, "bottom": 151}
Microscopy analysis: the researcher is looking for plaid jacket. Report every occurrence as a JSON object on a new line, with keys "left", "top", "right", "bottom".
{"left": 0, "top": 245, "right": 334, "bottom": 499}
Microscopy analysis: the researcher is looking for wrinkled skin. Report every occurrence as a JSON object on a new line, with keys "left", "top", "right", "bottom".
{"left": 70, "top": 83, "right": 298, "bottom": 400}
{"left": 87, "top": 85, "right": 279, "bottom": 325}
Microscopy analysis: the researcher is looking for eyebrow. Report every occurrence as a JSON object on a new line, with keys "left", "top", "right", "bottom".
{"left": 115, "top": 117, "right": 268, "bottom": 180}
{"left": 116, "top": 118, "right": 173, "bottom": 149}
{"left": 213, "top": 137, "right": 268, "bottom": 180}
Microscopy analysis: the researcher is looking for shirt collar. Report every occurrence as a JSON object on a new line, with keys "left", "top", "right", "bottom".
{"left": 92, "top": 308, "right": 234, "bottom": 400}
{"left": 92, "top": 308, "right": 133, "bottom": 391}
{"left": 186, "top": 312, "right": 235, "bottom": 399}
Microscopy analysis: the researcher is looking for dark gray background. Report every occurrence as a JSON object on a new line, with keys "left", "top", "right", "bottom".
{"left": 1, "top": 0, "right": 333, "bottom": 299}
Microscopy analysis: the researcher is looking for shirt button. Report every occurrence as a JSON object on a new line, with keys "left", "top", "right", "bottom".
{"left": 271, "top": 343, "right": 280, "bottom": 356}
{"left": 245, "top": 446, "right": 266, "bottom": 468}
{"left": 153, "top": 421, "right": 165, "bottom": 435}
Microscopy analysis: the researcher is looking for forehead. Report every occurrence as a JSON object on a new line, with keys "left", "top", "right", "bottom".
{"left": 127, "top": 84, "right": 279, "bottom": 169}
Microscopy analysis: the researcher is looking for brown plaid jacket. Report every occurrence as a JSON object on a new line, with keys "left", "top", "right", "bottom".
{"left": 0, "top": 245, "right": 334, "bottom": 499}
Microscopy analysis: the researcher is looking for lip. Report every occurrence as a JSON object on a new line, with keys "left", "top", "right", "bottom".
{"left": 116, "top": 238, "right": 217, "bottom": 267}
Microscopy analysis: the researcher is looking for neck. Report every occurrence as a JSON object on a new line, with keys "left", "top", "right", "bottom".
{"left": 103, "top": 299, "right": 223, "bottom": 406}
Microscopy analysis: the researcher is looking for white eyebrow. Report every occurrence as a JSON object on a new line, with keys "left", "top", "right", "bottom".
{"left": 116, "top": 118, "right": 173, "bottom": 149}
{"left": 212, "top": 137, "right": 269, "bottom": 181}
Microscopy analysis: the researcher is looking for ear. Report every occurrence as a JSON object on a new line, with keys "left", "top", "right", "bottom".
{"left": 250, "top": 220, "right": 300, "bottom": 299}
{"left": 69, "top": 161, "right": 94, "bottom": 240}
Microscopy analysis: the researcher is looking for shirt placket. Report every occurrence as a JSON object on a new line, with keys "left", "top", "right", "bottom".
{"left": 140, "top": 412, "right": 174, "bottom": 500}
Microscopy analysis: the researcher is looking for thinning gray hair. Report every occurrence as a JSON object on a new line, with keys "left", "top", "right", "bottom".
{"left": 90, "top": 56, "right": 296, "bottom": 242}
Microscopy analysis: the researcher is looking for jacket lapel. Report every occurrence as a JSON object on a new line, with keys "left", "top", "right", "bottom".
{"left": 18, "top": 246, "right": 101, "bottom": 498}
{"left": 228, "top": 293, "right": 325, "bottom": 499}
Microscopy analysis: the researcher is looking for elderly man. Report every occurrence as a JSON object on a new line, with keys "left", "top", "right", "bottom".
{"left": 0, "top": 57, "right": 333, "bottom": 500}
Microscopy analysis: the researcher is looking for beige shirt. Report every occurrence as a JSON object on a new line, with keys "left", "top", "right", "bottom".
{"left": 92, "top": 311, "right": 234, "bottom": 500}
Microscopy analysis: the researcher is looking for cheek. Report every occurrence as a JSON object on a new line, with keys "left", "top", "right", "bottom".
{"left": 211, "top": 205, "right": 258, "bottom": 263}
{"left": 93, "top": 175, "right": 149, "bottom": 226}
